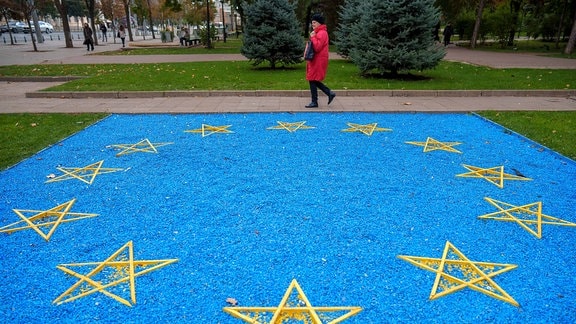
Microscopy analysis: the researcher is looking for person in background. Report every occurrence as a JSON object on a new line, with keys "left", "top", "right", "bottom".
{"left": 100, "top": 23, "right": 108, "bottom": 42}
{"left": 118, "top": 25, "right": 126, "bottom": 47}
{"left": 305, "top": 13, "right": 335, "bottom": 108}
{"left": 443, "top": 23, "right": 454, "bottom": 46}
{"left": 180, "top": 27, "right": 190, "bottom": 46}
{"left": 83, "top": 23, "right": 94, "bottom": 51}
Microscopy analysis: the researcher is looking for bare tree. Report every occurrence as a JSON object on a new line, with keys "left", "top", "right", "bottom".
{"left": 0, "top": 1, "right": 21, "bottom": 45}
{"left": 13, "top": 0, "right": 39, "bottom": 51}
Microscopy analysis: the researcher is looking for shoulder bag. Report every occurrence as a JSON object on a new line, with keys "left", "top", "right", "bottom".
{"left": 304, "top": 40, "right": 314, "bottom": 61}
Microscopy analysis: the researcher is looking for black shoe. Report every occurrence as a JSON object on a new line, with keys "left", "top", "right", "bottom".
{"left": 328, "top": 92, "right": 336, "bottom": 105}
{"left": 305, "top": 102, "right": 318, "bottom": 108}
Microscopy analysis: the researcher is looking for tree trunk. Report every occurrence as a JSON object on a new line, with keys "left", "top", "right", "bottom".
{"left": 470, "top": 0, "right": 485, "bottom": 49}
{"left": 1, "top": 11, "right": 16, "bottom": 45}
{"left": 146, "top": 0, "right": 155, "bottom": 39}
{"left": 564, "top": 10, "right": 576, "bottom": 55}
{"left": 555, "top": 0, "right": 568, "bottom": 49}
{"left": 507, "top": 0, "right": 521, "bottom": 46}
{"left": 23, "top": 0, "right": 38, "bottom": 51}
{"left": 53, "top": 0, "right": 74, "bottom": 47}
{"left": 123, "top": 0, "right": 133, "bottom": 41}
{"left": 25, "top": 20, "right": 38, "bottom": 51}
{"left": 205, "top": 0, "right": 211, "bottom": 48}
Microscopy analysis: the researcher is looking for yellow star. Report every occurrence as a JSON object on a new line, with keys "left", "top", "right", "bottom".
{"left": 185, "top": 124, "right": 233, "bottom": 137}
{"left": 45, "top": 160, "right": 124, "bottom": 185}
{"left": 0, "top": 198, "right": 97, "bottom": 241}
{"left": 341, "top": 123, "right": 392, "bottom": 136}
{"left": 108, "top": 138, "right": 173, "bottom": 157}
{"left": 223, "top": 279, "right": 362, "bottom": 323}
{"left": 479, "top": 197, "right": 576, "bottom": 239}
{"left": 267, "top": 121, "right": 315, "bottom": 132}
{"left": 398, "top": 241, "right": 519, "bottom": 307}
{"left": 406, "top": 137, "right": 462, "bottom": 153}
{"left": 53, "top": 241, "right": 178, "bottom": 307}
{"left": 456, "top": 164, "right": 532, "bottom": 188}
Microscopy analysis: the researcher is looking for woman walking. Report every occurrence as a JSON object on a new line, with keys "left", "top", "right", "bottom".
{"left": 83, "top": 23, "right": 94, "bottom": 51}
{"left": 305, "top": 13, "right": 335, "bottom": 108}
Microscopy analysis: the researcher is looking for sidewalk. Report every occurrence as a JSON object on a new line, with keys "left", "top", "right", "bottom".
{"left": 0, "top": 38, "right": 575, "bottom": 113}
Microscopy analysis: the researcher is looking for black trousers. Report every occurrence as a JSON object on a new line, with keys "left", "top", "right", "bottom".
{"left": 309, "top": 81, "right": 331, "bottom": 104}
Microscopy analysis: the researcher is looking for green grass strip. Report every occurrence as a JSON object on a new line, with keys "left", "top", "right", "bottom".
{"left": 0, "top": 61, "right": 573, "bottom": 91}
{"left": 0, "top": 113, "right": 108, "bottom": 170}
{"left": 477, "top": 111, "right": 576, "bottom": 160}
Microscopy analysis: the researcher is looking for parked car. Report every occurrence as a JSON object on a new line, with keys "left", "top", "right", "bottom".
{"left": 37, "top": 21, "right": 54, "bottom": 33}
{"left": 136, "top": 25, "right": 159, "bottom": 32}
{"left": 23, "top": 21, "right": 54, "bottom": 33}
{"left": 21, "top": 22, "right": 30, "bottom": 33}
{"left": 0, "top": 21, "right": 24, "bottom": 33}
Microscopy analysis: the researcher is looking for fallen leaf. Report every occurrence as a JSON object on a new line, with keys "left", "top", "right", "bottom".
{"left": 403, "top": 102, "right": 412, "bottom": 105}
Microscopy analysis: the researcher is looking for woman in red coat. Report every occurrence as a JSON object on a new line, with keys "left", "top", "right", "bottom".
{"left": 305, "top": 13, "right": 336, "bottom": 108}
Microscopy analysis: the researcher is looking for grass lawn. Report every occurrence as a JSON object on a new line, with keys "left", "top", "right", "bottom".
{"left": 450, "top": 38, "right": 574, "bottom": 57}
{"left": 0, "top": 114, "right": 108, "bottom": 170}
{"left": 477, "top": 111, "right": 576, "bottom": 159}
{"left": 0, "top": 60, "right": 573, "bottom": 92}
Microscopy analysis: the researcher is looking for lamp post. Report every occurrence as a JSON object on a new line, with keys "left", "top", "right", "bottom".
{"left": 220, "top": 0, "right": 226, "bottom": 43}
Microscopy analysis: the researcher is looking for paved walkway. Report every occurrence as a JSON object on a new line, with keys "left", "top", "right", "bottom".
{"left": 1, "top": 38, "right": 575, "bottom": 113}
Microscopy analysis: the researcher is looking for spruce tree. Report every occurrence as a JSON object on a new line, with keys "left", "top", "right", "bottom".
{"left": 334, "top": 0, "right": 364, "bottom": 58}
{"left": 345, "top": 0, "right": 445, "bottom": 76}
{"left": 241, "top": 0, "right": 304, "bottom": 69}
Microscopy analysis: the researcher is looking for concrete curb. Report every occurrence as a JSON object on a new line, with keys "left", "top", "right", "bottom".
{"left": 24, "top": 89, "right": 576, "bottom": 99}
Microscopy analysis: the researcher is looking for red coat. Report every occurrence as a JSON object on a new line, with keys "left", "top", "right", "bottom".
{"left": 306, "top": 24, "right": 329, "bottom": 81}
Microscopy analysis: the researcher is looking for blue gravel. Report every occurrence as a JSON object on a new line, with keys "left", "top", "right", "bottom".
{"left": 0, "top": 112, "right": 575, "bottom": 323}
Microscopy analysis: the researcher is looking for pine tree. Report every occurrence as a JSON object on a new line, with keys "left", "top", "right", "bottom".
{"left": 334, "top": 0, "right": 364, "bottom": 58}
{"left": 345, "top": 0, "right": 445, "bottom": 76}
{"left": 241, "top": 0, "right": 304, "bottom": 68}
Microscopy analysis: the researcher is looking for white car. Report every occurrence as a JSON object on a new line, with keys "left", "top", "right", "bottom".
{"left": 26, "top": 21, "right": 54, "bottom": 33}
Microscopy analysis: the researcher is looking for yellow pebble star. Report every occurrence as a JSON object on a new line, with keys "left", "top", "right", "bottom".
{"left": 53, "top": 241, "right": 178, "bottom": 307}
{"left": 479, "top": 197, "right": 576, "bottom": 239}
{"left": 0, "top": 198, "right": 97, "bottom": 241}
{"left": 341, "top": 123, "right": 391, "bottom": 136}
{"left": 223, "top": 279, "right": 362, "bottom": 323}
{"left": 456, "top": 164, "right": 532, "bottom": 188}
{"left": 267, "top": 121, "right": 315, "bottom": 132}
{"left": 398, "top": 241, "right": 519, "bottom": 307}
{"left": 185, "top": 124, "right": 233, "bottom": 137}
{"left": 406, "top": 137, "right": 462, "bottom": 153}
{"left": 45, "top": 160, "right": 124, "bottom": 185}
{"left": 107, "top": 138, "right": 173, "bottom": 157}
